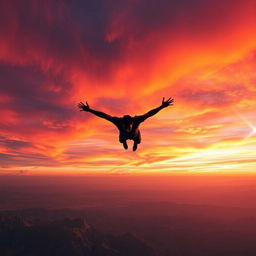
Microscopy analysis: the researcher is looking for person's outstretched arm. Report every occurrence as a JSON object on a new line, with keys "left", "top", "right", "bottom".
{"left": 78, "top": 101, "right": 116, "bottom": 123}
{"left": 137, "top": 97, "right": 174, "bottom": 122}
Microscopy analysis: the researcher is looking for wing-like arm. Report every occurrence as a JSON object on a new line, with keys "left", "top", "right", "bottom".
{"left": 78, "top": 101, "right": 117, "bottom": 123}
{"left": 136, "top": 97, "right": 174, "bottom": 123}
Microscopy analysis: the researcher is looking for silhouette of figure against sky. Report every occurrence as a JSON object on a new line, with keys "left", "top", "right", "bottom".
{"left": 78, "top": 97, "right": 174, "bottom": 151}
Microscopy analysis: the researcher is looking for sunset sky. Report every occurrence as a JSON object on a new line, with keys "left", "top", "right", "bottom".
{"left": 0, "top": 0, "right": 256, "bottom": 175}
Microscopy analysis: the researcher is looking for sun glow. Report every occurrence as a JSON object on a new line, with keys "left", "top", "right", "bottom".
{"left": 234, "top": 109, "right": 256, "bottom": 139}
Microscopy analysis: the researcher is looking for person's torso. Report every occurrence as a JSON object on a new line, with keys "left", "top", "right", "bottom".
{"left": 116, "top": 118, "right": 140, "bottom": 138}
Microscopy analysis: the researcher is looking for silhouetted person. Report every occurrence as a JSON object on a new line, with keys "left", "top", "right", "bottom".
{"left": 78, "top": 97, "right": 174, "bottom": 151}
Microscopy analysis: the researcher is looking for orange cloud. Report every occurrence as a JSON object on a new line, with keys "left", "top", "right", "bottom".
{"left": 0, "top": 0, "right": 256, "bottom": 174}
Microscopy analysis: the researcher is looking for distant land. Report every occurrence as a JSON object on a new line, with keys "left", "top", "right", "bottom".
{"left": 1, "top": 175, "right": 256, "bottom": 255}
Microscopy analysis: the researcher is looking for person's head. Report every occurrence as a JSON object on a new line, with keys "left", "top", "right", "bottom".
{"left": 122, "top": 115, "right": 133, "bottom": 132}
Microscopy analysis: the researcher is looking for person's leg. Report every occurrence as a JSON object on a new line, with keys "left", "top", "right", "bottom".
{"left": 133, "top": 130, "right": 141, "bottom": 151}
{"left": 123, "top": 140, "right": 128, "bottom": 150}
{"left": 132, "top": 141, "right": 137, "bottom": 151}
{"left": 119, "top": 134, "right": 128, "bottom": 150}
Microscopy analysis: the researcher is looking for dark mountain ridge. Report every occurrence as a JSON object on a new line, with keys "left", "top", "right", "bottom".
{"left": 0, "top": 215, "right": 160, "bottom": 256}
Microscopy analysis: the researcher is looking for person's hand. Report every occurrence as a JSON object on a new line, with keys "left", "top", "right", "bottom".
{"left": 78, "top": 101, "right": 90, "bottom": 111}
{"left": 161, "top": 97, "right": 174, "bottom": 108}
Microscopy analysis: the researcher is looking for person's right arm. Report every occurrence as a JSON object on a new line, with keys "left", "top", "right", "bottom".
{"left": 78, "top": 101, "right": 116, "bottom": 123}
{"left": 136, "top": 97, "right": 174, "bottom": 123}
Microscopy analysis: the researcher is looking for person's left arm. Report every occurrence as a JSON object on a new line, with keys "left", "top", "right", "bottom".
{"left": 78, "top": 101, "right": 118, "bottom": 124}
